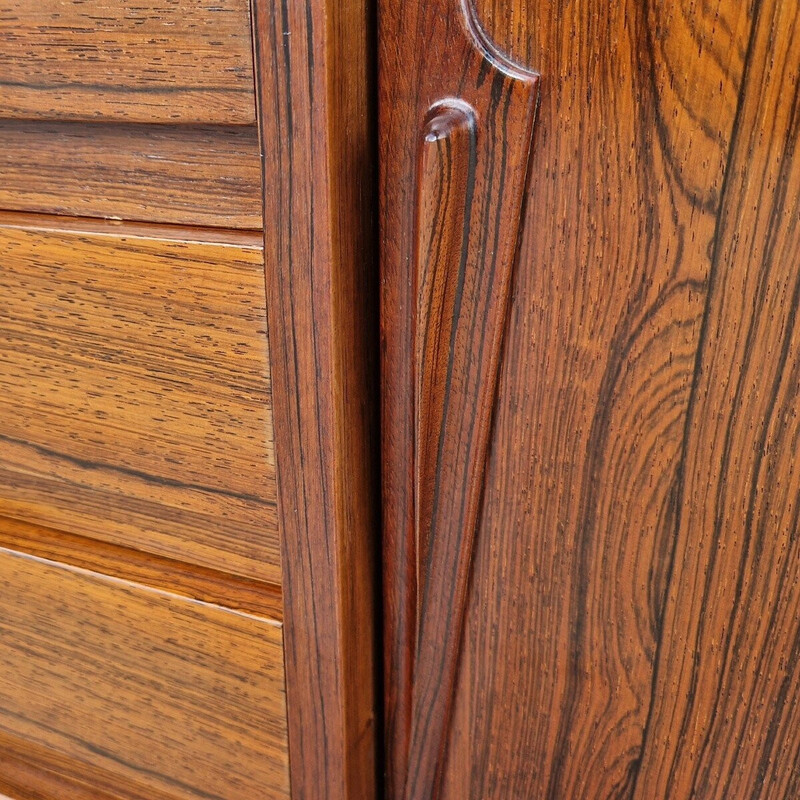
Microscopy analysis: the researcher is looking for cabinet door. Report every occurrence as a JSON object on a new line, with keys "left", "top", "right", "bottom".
{"left": 381, "top": 1, "right": 800, "bottom": 798}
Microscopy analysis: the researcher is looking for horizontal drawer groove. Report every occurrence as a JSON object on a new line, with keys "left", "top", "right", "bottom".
{"left": 0, "top": 210, "right": 264, "bottom": 247}
{"left": 0, "top": 516, "right": 283, "bottom": 620}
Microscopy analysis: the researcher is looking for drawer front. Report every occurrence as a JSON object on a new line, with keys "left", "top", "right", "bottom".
{"left": 0, "top": 121, "right": 263, "bottom": 229}
{"left": 0, "top": 0, "right": 256, "bottom": 124}
{"left": 0, "top": 215, "right": 280, "bottom": 584}
{"left": 0, "top": 542, "right": 289, "bottom": 800}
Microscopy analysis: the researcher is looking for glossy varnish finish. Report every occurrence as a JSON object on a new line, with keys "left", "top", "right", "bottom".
{"left": 0, "top": 0, "right": 256, "bottom": 123}
{"left": 634, "top": 1, "right": 800, "bottom": 795}
{"left": 253, "top": 0, "right": 380, "bottom": 795}
{"left": 383, "top": 0, "right": 800, "bottom": 797}
{"left": 443, "top": 0, "right": 756, "bottom": 794}
{"left": 0, "top": 0, "right": 307, "bottom": 796}
{"left": 0, "top": 214, "right": 279, "bottom": 584}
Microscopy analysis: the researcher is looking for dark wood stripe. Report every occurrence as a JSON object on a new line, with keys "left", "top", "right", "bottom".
{"left": 634, "top": 1, "right": 800, "bottom": 795}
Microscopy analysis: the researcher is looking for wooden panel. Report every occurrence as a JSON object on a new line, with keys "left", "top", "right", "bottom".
{"left": 253, "top": 0, "right": 380, "bottom": 796}
{"left": 0, "top": 0, "right": 255, "bottom": 124}
{"left": 0, "top": 546, "right": 289, "bottom": 800}
{"left": 0, "top": 121, "right": 262, "bottom": 229}
{"left": 633, "top": 2, "right": 800, "bottom": 796}
{"left": 438, "top": 0, "right": 758, "bottom": 797}
{"left": 379, "top": 0, "right": 800, "bottom": 798}
{"left": 0, "top": 214, "right": 280, "bottom": 584}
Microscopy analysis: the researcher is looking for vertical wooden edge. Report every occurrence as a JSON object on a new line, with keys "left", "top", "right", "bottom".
{"left": 328, "top": 0, "right": 382, "bottom": 796}
{"left": 251, "top": 0, "right": 380, "bottom": 798}
{"left": 335, "top": 0, "right": 383, "bottom": 799}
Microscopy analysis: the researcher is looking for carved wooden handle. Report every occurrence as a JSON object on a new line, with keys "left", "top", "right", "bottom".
{"left": 406, "top": 64, "right": 539, "bottom": 800}
{"left": 380, "top": 3, "right": 540, "bottom": 798}
{"left": 414, "top": 101, "right": 477, "bottom": 635}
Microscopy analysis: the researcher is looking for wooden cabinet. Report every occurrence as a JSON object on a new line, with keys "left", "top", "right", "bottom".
{"left": 381, "top": 0, "right": 800, "bottom": 798}
{"left": 6, "top": 0, "right": 800, "bottom": 797}
{"left": 0, "top": 1, "right": 377, "bottom": 799}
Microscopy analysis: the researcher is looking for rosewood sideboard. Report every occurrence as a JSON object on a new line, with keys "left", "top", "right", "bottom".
{"left": 3, "top": 0, "right": 800, "bottom": 798}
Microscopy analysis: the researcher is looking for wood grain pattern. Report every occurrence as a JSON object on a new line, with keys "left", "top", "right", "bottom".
{"left": 373, "top": 0, "right": 800, "bottom": 798}
{"left": 0, "top": 121, "right": 262, "bottom": 229}
{"left": 633, "top": 2, "right": 800, "bottom": 796}
{"left": 0, "top": 546, "right": 289, "bottom": 800}
{"left": 0, "top": 0, "right": 256, "bottom": 124}
{"left": 438, "top": 0, "right": 758, "bottom": 797}
{"left": 0, "top": 213, "right": 280, "bottom": 584}
{"left": 252, "top": 0, "right": 380, "bottom": 796}
{"left": 378, "top": 0, "right": 800, "bottom": 797}
{"left": 410, "top": 103, "right": 479, "bottom": 799}
{"left": 0, "top": 733, "right": 186, "bottom": 800}
{"left": 414, "top": 103, "right": 476, "bottom": 613}
{"left": 380, "top": 1, "right": 538, "bottom": 797}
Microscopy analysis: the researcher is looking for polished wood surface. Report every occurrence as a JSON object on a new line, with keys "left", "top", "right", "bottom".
{"left": 0, "top": 213, "right": 279, "bottom": 583}
{"left": 253, "top": 0, "right": 380, "bottom": 795}
{"left": 0, "top": 0, "right": 255, "bottom": 123}
{"left": 0, "top": 1, "right": 323, "bottom": 796}
{"left": 634, "top": 2, "right": 800, "bottom": 795}
{"left": 0, "top": 122, "right": 262, "bottom": 229}
{"left": 382, "top": 0, "right": 800, "bottom": 797}
{"left": 443, "top": 0, "right": 757, "bottom": 794}
{"left": 380, "top": 1, "right": 538, "bottom": 797}
{"left": 0, "top": 545, "right": 289, "bottom": 800}
{"left": 0, "top": 735, "right": 183, "bottom": 800}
